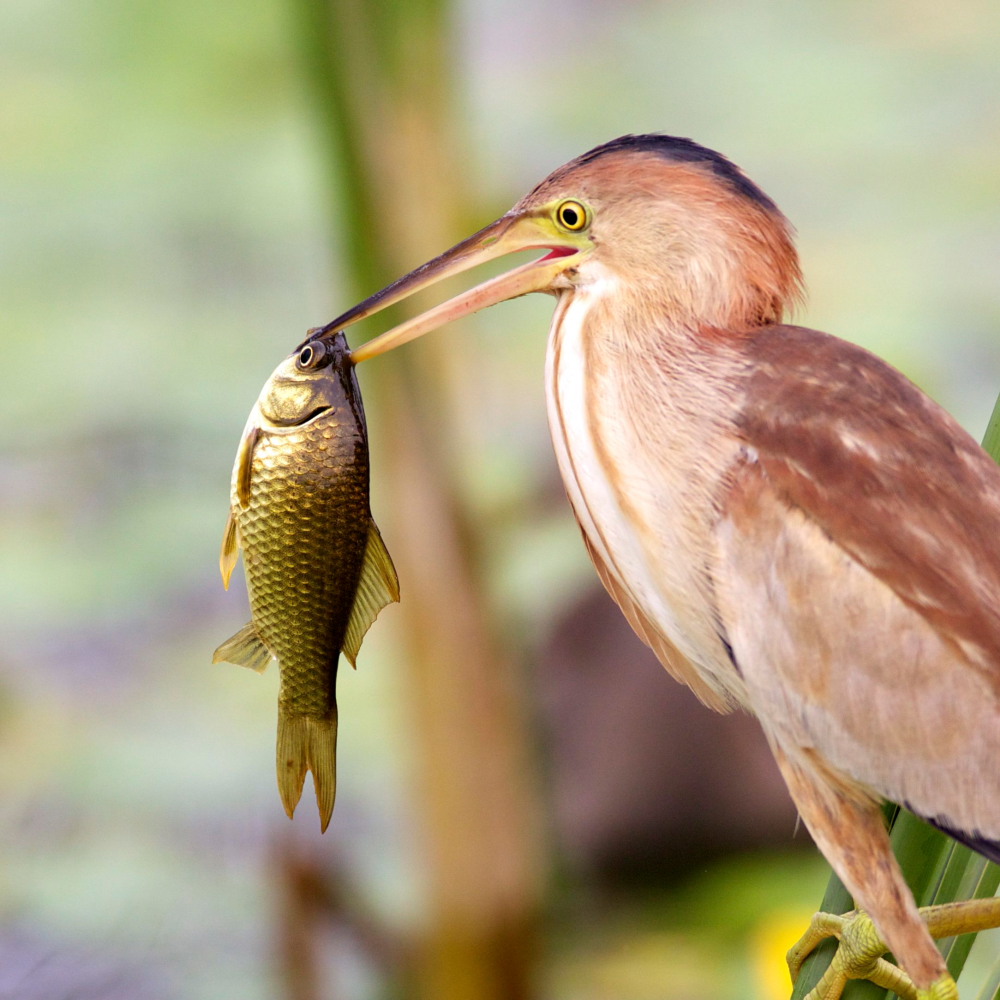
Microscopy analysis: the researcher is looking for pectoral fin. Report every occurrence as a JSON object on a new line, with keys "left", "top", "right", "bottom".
{"left": 213, "top": 621, "right": 274, "bottom": 673}
{"left": 220, "top": 510, "right": 240, "bottom": 590}
{"left": 342, "top": 521, "right": 400, "bottom": 668}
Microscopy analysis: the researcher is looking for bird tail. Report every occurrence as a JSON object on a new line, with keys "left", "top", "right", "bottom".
{"left": 276, "top": 709, "right": 338, "bottom": 833}
{"left": 925, "top": 814, "right": 1000, "bottom": 867}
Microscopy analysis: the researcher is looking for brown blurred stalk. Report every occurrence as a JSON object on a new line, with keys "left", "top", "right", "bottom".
{"left": 287, "top": 2, "right": 544, "bottom": 998}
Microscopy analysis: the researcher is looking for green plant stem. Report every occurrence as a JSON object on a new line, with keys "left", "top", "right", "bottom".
{"left": 984, "top": 390, "right": 1000, "bottom": 463}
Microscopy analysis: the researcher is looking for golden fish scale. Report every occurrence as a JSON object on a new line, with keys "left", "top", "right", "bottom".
{"left": 237, "top": 410, "right": 369, "bottom": 719}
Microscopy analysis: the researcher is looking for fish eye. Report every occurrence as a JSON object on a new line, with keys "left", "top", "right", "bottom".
{"left": 296, "top": 341, "right": 329, "bottom": 371}
{"left": 555, "top": 199, "right": 589, "bottom": 232}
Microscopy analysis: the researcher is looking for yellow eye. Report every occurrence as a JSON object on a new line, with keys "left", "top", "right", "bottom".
{"left": 555, "top": 199, "right": 589, "bottom": 232}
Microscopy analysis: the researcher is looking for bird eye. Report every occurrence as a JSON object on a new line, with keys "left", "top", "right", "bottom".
{"left": 555, "top": 199, "right": 588, "bottom": 232}
{"left": 296, "top": 341, "right": 329, "bottom": 371}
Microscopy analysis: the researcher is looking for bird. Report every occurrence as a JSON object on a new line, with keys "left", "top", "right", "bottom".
{"left": 312, "top": 134, "right": 1000, "bottom": 1000}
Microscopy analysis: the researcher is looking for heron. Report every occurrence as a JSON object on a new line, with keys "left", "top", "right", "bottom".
{"left": 311, "top": 134, "right": 1000, "bottom": 1000}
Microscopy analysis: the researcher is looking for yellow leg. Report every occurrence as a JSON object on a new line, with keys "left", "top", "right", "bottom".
{"left": 788, "top": 897, "right": 1000, "bottom": 1000}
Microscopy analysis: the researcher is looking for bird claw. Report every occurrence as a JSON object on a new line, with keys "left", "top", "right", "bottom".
{"left": 915, "top": 976, "right": 959, "bottom": 1000}
{"left": 786, "top": 893, "right": 1000, "bottom": 1000}
{"left": 787, "top": 909, "right": 924, "bottom": 1000}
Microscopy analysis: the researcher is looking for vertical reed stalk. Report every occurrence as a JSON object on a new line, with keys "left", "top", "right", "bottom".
{"left": 287, "top": 3, "right": 543, "bottom": 998}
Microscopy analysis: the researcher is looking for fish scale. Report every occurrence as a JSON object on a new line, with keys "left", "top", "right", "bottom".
{"left": 243, "top": 424, "right": 367, "bottom": 691}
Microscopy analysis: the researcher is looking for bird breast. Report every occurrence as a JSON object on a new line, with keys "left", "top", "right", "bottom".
{"left": 544, "top": 281, "right": 749, "bottom": 710}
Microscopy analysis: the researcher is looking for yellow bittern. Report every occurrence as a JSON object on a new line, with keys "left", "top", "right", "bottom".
{"left": 312, "top": 135, "right": 1000, "bottom": 1000}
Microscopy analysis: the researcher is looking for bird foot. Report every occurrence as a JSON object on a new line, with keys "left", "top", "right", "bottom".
{"left": 787, "top": 909, "right": 937, "bottom": 1000}
{"left": 788, "top": 894, "right": 1000, "bottom": 1000}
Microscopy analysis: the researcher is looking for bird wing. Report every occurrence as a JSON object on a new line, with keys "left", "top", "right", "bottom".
{"left": 736, "top": 324, "right": 1000, "bottom": 682}
{"left": 713, "top": 324, "right": 1000, "bottom": 833}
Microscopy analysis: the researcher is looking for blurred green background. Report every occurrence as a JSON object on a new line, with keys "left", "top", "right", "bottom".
{"left": 2, "top": 1, "right": 999, "bottom": 998}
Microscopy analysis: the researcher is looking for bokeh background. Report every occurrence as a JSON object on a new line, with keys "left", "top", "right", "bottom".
{"left": 3, "top": 1, "right": 1000, "bottom": 998}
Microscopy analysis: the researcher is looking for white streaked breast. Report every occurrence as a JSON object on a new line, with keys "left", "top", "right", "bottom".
{"left": 544, "top": 281, "right": 747, "bottom": 706}
{"left": 546, "top": 284, "right": 696, "bottom": 662}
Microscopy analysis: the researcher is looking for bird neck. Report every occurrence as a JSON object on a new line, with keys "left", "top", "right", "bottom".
{"left": 559, "top": 269, "right": 753, "bottom": 376}
{"left": 549, "top": 278, "right": 751, "bottom": 466}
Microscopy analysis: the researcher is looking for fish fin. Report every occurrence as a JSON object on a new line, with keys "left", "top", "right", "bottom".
{"left": 212, "top": 621, "right": 274, "bottom": 673}
{"left": 235, "top": 423, "right": 261, "bottom": 508}
{"left": 342, "top": 521, "right": 400, "bottom": 668}
{"left": 220, "top": 510, "right": 240, "bottom": 590}
{"left": 276, "top": 710, "right": 338, "bottom": 832}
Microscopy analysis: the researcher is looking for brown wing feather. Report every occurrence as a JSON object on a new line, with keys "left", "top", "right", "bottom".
{"left": 737, "top": 324, "right": 1000, "bottom": 696}
{"left": 716, "top": 458, "right": 1000, "bottom": 839}
{"left": 580, "top": 531, "right": 731, "bottom": 713}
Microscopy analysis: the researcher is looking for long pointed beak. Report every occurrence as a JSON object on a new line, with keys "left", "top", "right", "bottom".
{"left": 311, "top": 212, "right": 590, "bottom": 363}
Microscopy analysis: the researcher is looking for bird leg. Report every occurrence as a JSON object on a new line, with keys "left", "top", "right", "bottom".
{"left": 772, "top": 746, "right": 957, "bottom": 1000}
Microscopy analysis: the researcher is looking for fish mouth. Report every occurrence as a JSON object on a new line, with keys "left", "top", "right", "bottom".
{"left": 308, "top": 211, "right": 592, "bottom": 362}
{"left": 267, "top": 405, "right": 332, "bottom": 428}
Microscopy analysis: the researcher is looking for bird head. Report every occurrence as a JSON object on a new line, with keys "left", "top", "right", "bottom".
{"left": 314, "top": 134, "right": 803, "bottom": 361}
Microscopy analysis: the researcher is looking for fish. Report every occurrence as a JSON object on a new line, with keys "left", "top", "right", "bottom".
{"left": 213, "top": 331, "right": 399, "bottom": 831}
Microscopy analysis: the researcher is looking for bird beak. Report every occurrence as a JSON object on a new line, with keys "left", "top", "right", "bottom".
{"left": 313, "top": 212, "right": 590, "bottom": 363}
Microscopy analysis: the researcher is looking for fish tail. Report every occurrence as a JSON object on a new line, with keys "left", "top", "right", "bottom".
{"left": 276, "top": 709, "right": 338, "bottom": 833}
